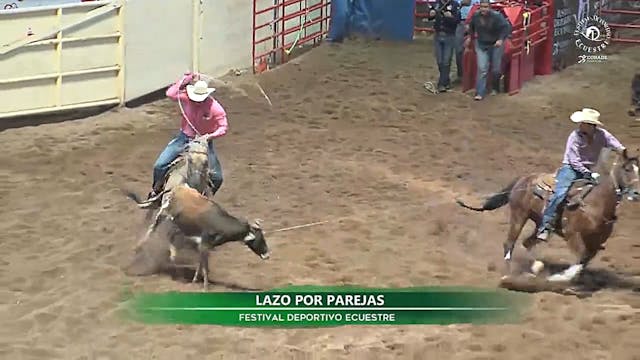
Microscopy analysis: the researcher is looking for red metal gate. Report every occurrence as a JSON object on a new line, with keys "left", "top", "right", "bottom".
{"left": 252, "top": 0, "right": 332, "bottom": 73}
{"left": 599, "top": 0, "right": 640, "bottom": 44}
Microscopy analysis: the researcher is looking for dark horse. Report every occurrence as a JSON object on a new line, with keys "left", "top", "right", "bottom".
{"left": 456, "top": 149, "right": 640, "bottom": 283}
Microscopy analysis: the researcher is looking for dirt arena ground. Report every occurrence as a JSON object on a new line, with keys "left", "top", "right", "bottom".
{"left": 1, "top": 37, "right": 640, "bottom": 359}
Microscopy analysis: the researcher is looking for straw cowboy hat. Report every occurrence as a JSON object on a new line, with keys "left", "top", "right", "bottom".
{"left": 570, "top": 108, "right": 603, "bottom": 126}
{"left": 186, "top": 80, "right": 216, "bottom": 102}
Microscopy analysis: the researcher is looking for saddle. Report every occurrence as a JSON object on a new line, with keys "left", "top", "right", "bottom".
{"left": 533, "top": 169, "right": 595, "bottom": 209}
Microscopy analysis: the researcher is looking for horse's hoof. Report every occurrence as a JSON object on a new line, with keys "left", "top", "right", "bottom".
{"left": 562, "top": 287, "right": 579, "bottom": 296}
{"left": 547, "top": 273, "right": 571, "bottom": 283}
{"left": 531, "top": 260, "right": 545, "bottom": 275}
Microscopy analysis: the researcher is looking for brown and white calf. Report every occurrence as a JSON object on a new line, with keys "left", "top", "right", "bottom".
{"left": 125, "top": 184, "right": 270, "bottom": 289}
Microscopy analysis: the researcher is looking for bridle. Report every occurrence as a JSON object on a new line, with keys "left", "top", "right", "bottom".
{"left": 610, "top": 156, "right": 640, "bottom": 201}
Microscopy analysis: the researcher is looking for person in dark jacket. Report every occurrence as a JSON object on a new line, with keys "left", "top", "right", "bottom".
{"left": 629, "top": 73, "right": 640, "bottom": 119}
{"left": 466, "top": 0, "right": 511, "bottom": 100}
{"left": 427, "top": 0, "right": 462, "bottom": 92}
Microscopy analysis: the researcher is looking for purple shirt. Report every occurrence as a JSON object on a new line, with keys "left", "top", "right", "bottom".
{"left": 562, "top": 128, "right": 624, "bottom": 175}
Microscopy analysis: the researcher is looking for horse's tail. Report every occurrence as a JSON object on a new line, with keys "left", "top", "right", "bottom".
{"left": 456, "top": 178, "right": 518, "bottom": 212}
{"left": 122, "top": 189, "right": 170, "bottom": 209}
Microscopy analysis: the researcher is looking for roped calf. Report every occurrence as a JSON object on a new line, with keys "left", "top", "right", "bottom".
{"left": 125, "top": 184, "right": 270, "bottom": 289}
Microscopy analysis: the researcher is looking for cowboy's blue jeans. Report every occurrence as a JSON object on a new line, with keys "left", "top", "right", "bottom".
{"left": 434, "top": 32, "right": 456, "bottom": 88}
{"left": 475, "top": 40, "right": 504, "bottom": 97}
{"left": 454, "top": 23, "right": 465, "bottom": 78}
{"left": 539, "top": 164, "right": 583, "bottom": 230}
{"left": 152, "top": 131, "right": 223, "bottom": 193}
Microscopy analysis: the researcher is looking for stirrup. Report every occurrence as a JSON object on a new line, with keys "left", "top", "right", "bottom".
{"left": 147, "top": 188, "right": 162, "bottom": 200}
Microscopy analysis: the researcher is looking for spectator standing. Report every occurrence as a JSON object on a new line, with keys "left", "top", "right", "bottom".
{"left": 427, "top": 0, "right": 462, "bottom": 92}
{"left": 629, "top": 73, "right": 640, "bottom": 120}
{"left": 466, "top": 0, "right": 511, "bottom": 100}
{"left": 453, "top": 0, "right": 480, "bottom": 82}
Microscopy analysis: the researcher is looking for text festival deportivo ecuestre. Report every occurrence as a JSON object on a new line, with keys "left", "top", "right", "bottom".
{"left": 239, "top": 294, "right": 396, "bottom": 323}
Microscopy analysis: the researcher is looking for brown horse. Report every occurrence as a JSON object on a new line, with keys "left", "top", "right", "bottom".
{"left": 456, "top": 149, "right": 640, "bottom": 283}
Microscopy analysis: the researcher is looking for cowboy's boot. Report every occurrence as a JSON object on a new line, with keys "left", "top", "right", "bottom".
{"left": 147, "top": 182, "right": 163, "bottom": 200}
{"left": 536, "top": 214, "right": 556, "bottom": 241}
{"left": 146, "top": 190, "right": 159, "bottom": 201}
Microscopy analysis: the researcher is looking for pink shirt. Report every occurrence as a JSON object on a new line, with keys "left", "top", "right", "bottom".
{"left": 165, "top": 74, "right": 228, "bottom": 138}
{"left": 562, "top": 128, "right": 624, "bottom": 175}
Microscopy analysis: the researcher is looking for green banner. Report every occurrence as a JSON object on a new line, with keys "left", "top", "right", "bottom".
{"left": 122, "top": 285, "right": 530, "bottom": 327}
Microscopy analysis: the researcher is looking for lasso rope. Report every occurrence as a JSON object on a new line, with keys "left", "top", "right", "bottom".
{"left": 423, "top": 81, "right": 438, "bottom": 94}
{"left": 284, "top": 0, "right": 310, "bottom": 56}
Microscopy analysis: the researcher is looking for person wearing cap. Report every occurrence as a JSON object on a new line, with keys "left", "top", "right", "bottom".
{"left": 147, "top": 72, "right": 228, "bottom": 200}
{"left": 427, "top": 0, "right": 462, "bottom": 92}
{"left": 466, "top": 0, "right": 511, "bottom": 100}
{"left": 536, "top": 108, "right": 627, "bottom": 241}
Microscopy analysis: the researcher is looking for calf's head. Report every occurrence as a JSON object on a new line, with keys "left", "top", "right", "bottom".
{"left": 243, "top": 219, "right": 270, "bottom": 260}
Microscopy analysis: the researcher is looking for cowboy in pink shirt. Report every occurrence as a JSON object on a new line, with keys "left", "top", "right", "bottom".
{"left": 148, "top": 72, "right": 228, "bottom": 199}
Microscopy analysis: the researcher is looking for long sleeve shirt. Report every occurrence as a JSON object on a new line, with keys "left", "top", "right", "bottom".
{"left": 165, "top": 74, "right": 228, "bottom": 139}
{"left": 562, "top": 128, "right": 625, "bottom": 175}
{"left": 428, "top": 0, "right": 462, "bottom": 34}
{"left": 468, "top": 9, "right": 511, "bottom": 47}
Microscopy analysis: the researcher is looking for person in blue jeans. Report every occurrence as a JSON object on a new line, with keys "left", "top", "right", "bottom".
{"left": 427, "top": 0, "right": 462, "bottom": 92}
{"left": 536, "top": 108, "right": 627, "bottom": 241}
{"left": 466, "top": 0, "right": 511, "bottom": 100}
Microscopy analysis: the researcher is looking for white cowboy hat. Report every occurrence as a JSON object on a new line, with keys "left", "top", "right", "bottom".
{"left": 570, "top": 108, "right": 603, "bottom": 126}
{"left": 186, "top": 80, "right": 216, "bottom": 102}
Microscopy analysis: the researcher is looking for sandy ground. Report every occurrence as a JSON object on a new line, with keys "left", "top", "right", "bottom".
{"left": 1, "top": 37, "right": 640, "bottom": 360}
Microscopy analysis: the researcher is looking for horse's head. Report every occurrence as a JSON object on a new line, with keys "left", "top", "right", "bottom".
{"left": 184, "top": 136, "right": 210, "bottom": 185}
{"left": 613, "top": 149, "right": 640, "bottom": 201}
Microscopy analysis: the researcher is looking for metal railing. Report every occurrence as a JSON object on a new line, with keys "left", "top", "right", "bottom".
{"left": 252, "top": 0, "right": 332, "bottom": 73}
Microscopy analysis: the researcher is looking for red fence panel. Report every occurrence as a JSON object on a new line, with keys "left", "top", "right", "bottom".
{"left": 599, "top": 0, "right": 640, "bottom": 44}
{"left": 252, "top": 0, "right": 332, "bottom": 73}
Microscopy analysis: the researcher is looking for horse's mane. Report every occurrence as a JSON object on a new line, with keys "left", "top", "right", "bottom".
{"left": 591, "top": 147, "right": 617, "bottom": 176}
{"left": 165, "top": 155, "right": 187, "bottom": 176}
